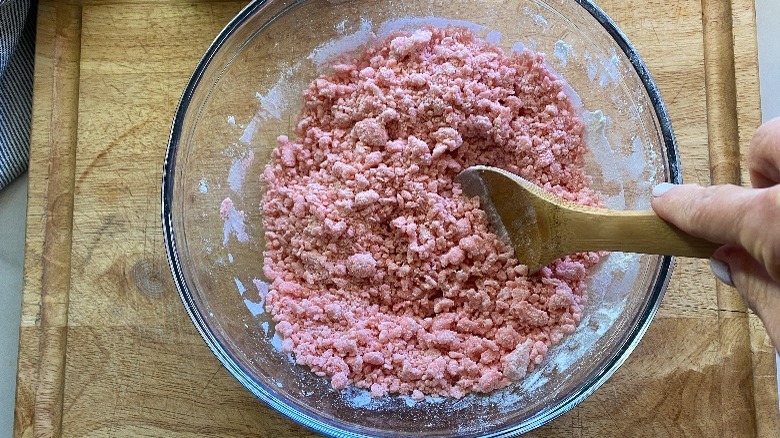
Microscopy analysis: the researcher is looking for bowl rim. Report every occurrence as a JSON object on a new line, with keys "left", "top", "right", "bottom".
{"left": 161, "top": 0, "right": 680, "bottom": 436}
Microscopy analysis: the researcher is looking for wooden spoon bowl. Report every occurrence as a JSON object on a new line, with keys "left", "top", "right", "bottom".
{"left": 456, "top": 165, "right": 720, "bottom": 274}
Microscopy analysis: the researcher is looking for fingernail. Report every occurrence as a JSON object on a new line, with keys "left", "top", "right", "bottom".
{"left": 652, "top": 182, "right": 675, "bottom": 197}
{"left": 710, "top": 258, "right": 735, "bottom": 287}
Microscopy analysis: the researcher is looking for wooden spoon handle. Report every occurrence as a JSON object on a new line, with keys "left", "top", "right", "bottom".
{"left": 566, "top": 209, "right": 721, "bottom": 258}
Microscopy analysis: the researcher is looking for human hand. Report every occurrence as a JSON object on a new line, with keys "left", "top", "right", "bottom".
{"left": 651, "top": 117, "right": 780, "bottom": 351}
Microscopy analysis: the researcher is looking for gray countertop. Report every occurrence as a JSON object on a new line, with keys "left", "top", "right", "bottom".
{"left": 0, "top": 173, "right": 27, "bottom": 436}
{"left": 1, "top": 2, "right": 778, "bottom": 435}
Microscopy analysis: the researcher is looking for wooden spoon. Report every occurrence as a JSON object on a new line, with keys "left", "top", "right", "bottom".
{"left": 455, "top": 165, "right": 720, "bottom": 274}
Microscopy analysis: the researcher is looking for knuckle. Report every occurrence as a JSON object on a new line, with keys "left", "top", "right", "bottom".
{"left": 687, "top": 186, "right": 719, "bottom": 227}
{"left": 756, "top": 240, "right": 780, "bottom": 282}
{"left": 687, "top": 204, "right": 709, "bottom": 229}
{"left": 769, "top": 261, "right": 780, "bottom": 284}
{"left": 756, "top": 187, "right": 780, "bottom": 226}
{"left": 749, "top": 120, "right": 780, "bottom": 178}
{"left": 767, "top": 186, "right": 780, "bottom": 211}
{"left": 751, "top": 118, "right": 780, "bottom": 152}
{"left": 754, "top": 187, "right": 780, "bottom": 281}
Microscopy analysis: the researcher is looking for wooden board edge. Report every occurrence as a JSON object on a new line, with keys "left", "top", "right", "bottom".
{"left": 13, "top": 2, "right": 83, "bottom": 437}
{"left": 12, "top": 0, "right": 769, "bottom": 436}
{"left": 730, "top": 0, "right": 780, "bottom": 435}
{"left": 701, "top": 0, "right": 764, "bottom": 434}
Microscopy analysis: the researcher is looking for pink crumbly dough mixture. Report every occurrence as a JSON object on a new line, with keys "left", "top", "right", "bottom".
{"left": 261, "top": 26, "right": 601, "bottom": 399}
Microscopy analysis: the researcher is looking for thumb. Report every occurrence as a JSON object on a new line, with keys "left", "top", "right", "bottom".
{"left": 712, "top": 245, "right": 780, "bottom": 350}
{"left": 652, "top": 182, "right": 780, "bottom": 283}
{"left": 650, "top": 183, "right": 756, "bottom": 247}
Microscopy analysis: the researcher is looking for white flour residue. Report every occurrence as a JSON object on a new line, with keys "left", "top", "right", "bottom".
{"left": 584, "top": 49, "right": 621, "bottom": 87}
{"left": 227, "top": 149, "right": 255, "bottom": 192}
{"left": 222, "top": 143, "right": 239, "bottom": 157}
{"left": 554, "top": 40, "right": 572, "bottom": 67}
{"left": 233, "top": 277, "right": 268, "bottom": 318}
{"left": 199, "top": 177, "right": 208, "bottom": 194}
{"left": 228, "top": 253, "right": 234, "bottom": 263}
{"left": 250, "top": 278, "right": 270, "bottom": 316}
{"left": 244, "top": 299, "right": 264, "bottom": 317}
{"left": 524, "top": 7, "right": 549, "bottom": 29}
{"left": 239, "top": 116, "right": 259, "bottom": 144}
{"left": 584, "top": 51, "right": 597, "bottom": 82}
{"left": 584, "top": 110, "right": 618, "bottom": 183}
{"left": 598, "top": 253, "right": 643, "bottom": 300}
{"left": 646, "top": 147, "right": 659, "bottom": 191}
{"left": 219, "top": 197, "right": 249, "bottom": 245}
{"left": 270, "top": 332, "right": 284, "bottom": 351}
{"left": 608, "top": 190, "right": 627, "bottom": 210}
{"left": 599, "top": 50, "right": 621, "bottom": 87}
{"left": 255, "top": 64, "right": 298, "bottom": 121}
{"left": 342, "top": 387, "right": 373, "bottom": 408}
{"left": 630, "top": 103, "right": 644, "bottom": 120}
{"left": 626, "top": 136, "right": 646, "bottom": 181}
{"left": 227, "top": 115, "right": 236, "bottom": 126}
{"left": 253, "top": 278, "right": 270, "bottom": 301}
{"left": 511, "top": 42, "right": 525, "bottom": 53}
{"left": 377, "top": 17, "right": 487, "bottom": 40}
{"left": 242, "top": 62, "right": 305, "bottom": 148}
{"left": 776, "top": 351, "right": 780, "bottom": 410}
{"left": 234, "top": 277, "right": 246, "bottom": 296}
{"left": 562, "top": 82, "right": 582, "bottom": 109}
{"left": 485, "top": 30, "right": 502, "bottom": 44}
{"left": 310, "top": 18, "right": 373, "bottom": 68}
{"left": 583, "top": 110, "right": 652, "bottom": 209}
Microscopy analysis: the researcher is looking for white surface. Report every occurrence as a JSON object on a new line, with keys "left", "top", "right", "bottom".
{"left": 756, "top": 0, "right": 780, "bottom": 412}
{"left": 757, "top": 0, "right": 780, "bottom": 123}
{"left": 0, "top": 172, "right": 27, "bottom": 438}
{"left": 0, "top": 4, "right": 779, "bottom": 436}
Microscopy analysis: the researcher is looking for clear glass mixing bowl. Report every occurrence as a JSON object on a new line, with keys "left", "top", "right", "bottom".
{"left": 162, "top": 0, "right": 679, "bottom": 436}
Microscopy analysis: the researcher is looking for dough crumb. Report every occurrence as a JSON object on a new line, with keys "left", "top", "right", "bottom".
{"left": 261, "top": 26, "right": 600, "bottom": 399}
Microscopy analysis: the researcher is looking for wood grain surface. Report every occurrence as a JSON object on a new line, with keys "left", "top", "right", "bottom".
{"left": 14, "top": 0, "right": 778, "bottom": 436}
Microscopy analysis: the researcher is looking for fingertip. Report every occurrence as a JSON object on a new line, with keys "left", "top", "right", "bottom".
{"left": 712, "top": 245, "right": 771, "bottom": 293}
{"left": 650, "top": 183, "right": 698, "bottom": 221}
{"left": 749, "top": 118, "right": 780, "bottom": 187}
{"left": 652, "top": 182, "right": 676, "bottom": 198}
{"left": 709, "top": 257, "right": 735, "bottom": 287}
{"left": 650, "top": 182, "right": 705, "bottom": 200}
{"left": 714, "top": 246, "right": 780, "bottom": 350}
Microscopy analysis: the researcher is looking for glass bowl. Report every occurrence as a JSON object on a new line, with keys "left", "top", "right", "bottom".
{"left": 162, "top": 0, "right": 679, "bottom": 436}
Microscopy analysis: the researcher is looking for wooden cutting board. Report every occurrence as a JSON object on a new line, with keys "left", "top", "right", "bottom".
{"left": 13, "top": 0, "right": 779, "bottom": 436}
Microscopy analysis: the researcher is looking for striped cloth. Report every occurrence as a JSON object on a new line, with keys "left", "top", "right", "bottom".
{"left": 0, "top": 0, "right": 35, "bottom": 191}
